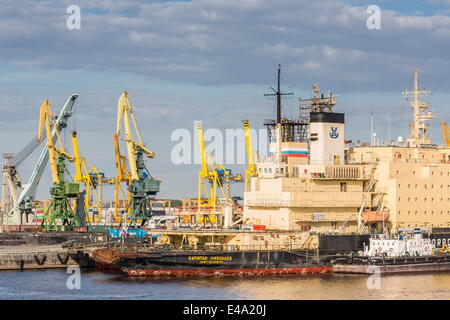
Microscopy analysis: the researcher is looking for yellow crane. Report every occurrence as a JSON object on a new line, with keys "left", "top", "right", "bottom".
{"left": 196, "top": 122, "right": 242, "bottom": 210}
{"left": 196, "top": 122, "right": 222, "bottom": 209}
{"left": 71, "top": 130, "right": 111, "bottom": 223}
{"left": 440, "top": 121, "right": 450, "bottom": 147}
{"left": 243, "top": 120, "right": 258, "bottom": 192}
{"left": 37, "top": 100, "right": 80, "bottom": 231}
{"left": 114, "top": 91, "right": 160, "bottom": 227}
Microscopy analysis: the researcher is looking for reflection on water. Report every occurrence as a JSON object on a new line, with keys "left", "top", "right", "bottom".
{"left": 0, "top": 270, "right": 449, "bottom": 300}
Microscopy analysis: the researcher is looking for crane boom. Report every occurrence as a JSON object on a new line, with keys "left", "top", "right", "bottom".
{"left": 10, "top": 133, "right": 45, "bottom": 168}
{"left": 243, "top": 120, "right": 257, "bottom": 192}
{"left": 37, "top": 99, "right": 60, "bottom": 184}
{"left": 440, "top": 121, "right": 450, "bottom": 147}
{"left": 18, "top": 95, "right": 77, "bottom": 202}
{"left": 7, "top": 95, "right": 77, "bottom": 224}
{"left": 196, "top": 122, "right": 208, "bottom": 178}
{"left": 116, "top": 92, "right": 154, "bottom": 181}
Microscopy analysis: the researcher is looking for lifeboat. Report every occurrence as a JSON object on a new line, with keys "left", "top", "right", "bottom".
{"left": 362, "top": 211, "right": 389, "bottom": 223}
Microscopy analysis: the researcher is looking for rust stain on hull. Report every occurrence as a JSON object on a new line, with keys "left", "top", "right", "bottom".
{"left": 125, "top": 266, "right": 332, "bottom": 277}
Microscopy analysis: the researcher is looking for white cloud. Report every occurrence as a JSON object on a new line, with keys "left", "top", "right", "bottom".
{"left": 3, "top": 0, "right": 450, "bottom": 199}
{"left": 0, "top": 0, "right": 450, "bottom": 91}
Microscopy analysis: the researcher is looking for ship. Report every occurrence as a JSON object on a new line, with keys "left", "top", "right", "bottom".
{"left": 331, "top": 229, "right": 450, "bottom": 274}
{"left": 2, "top": 64, "right": 449, "bottom": 276}
{"left": 142, "top": 66, "right": 450, "bottom": 258}
{"left": 91, "top": 245, "right": 331, "bottom": 277}
{"left": 88, "top": 65, "right": 450, "bottom": 276}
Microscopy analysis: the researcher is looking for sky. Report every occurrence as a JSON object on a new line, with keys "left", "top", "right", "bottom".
{"left": 2, "top": 0, "right": 450, "bottom": 200}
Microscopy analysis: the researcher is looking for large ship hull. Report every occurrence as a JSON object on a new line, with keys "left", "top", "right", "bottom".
{"left": 92, "top": 248, "right": 331, "bottom": 277}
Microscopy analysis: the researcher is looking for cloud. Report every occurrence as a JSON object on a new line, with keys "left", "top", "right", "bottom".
{"left": 2, "top": 0, "right": 450, "bottom": 199}
{"left": 0, "top": 0, "right": 450, "bottom": 91}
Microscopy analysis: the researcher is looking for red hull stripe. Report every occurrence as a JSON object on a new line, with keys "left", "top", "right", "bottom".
{"left": 281, "top": 154, "right": 308, "bottom": 158}
{"left": 126, "top": 266, "right": 332, "bottom": 277}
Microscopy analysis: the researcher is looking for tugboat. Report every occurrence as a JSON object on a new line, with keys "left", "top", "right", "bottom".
{"left": 332, "top": 230, "right": 450, "bottom": 274}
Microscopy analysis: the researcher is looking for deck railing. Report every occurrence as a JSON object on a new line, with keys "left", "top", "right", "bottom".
{"left": 124, "top": 243, "right": 318, "bottom": 254}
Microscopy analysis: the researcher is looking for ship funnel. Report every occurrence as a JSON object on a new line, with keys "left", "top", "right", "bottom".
{"left": 309, "top": 112, "right": 345, "bottom": 165}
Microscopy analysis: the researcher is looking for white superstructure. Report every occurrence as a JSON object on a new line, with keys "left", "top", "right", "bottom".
{"left": 364, "top": 232, "right": 434, "bottom": 257}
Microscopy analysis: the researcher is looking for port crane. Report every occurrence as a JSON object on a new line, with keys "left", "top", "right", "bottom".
{"left": 114, "top": 91, "right": 160, "bottom": 227}
{"left": 1, "top": 95, "right": 77, "bottom": 225}
{"left": 38, "top": 99, "right": 80, "bottom": 231}
{"left": 71, "top": 130, "right": 113, "bottom": 223}
{"left": 196, "top": 122, "right": 242, "bottom": 210}
{"left": 242, "top": 120, "right": 258, "bottom": 192}
{"left": 440, "top": 121, "right": 450, "bottom": 147}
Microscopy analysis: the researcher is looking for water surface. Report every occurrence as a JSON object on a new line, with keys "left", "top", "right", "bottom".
{"left": 0, "top": 270, "right": 449, "bottom": 299}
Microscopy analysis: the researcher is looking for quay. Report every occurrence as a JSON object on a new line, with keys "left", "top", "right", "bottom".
{"left": 0, "top": 232, "right": 107, "bottom": 271}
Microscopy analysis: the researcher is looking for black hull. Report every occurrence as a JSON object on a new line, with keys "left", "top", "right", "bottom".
{"left": 115, "top": 249, "right": 332, "bottom": 276}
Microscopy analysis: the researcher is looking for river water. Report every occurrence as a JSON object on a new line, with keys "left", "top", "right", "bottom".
{"left": 0, "top": 270, "right": 449, "bottom": 299}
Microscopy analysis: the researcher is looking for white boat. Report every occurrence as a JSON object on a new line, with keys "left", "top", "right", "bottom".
{"left": 363, "top": 231, "right": 434, "bottom": 258}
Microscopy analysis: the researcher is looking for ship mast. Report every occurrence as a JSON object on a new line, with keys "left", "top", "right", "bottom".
{"left": 264, "top": 64, "right": 293, "bottom": 124}
{"left": 402, "top": 67, "right": 434, "bottom": 147}
{"left": 264, "top": 65, "right": 293, "bottom": 162}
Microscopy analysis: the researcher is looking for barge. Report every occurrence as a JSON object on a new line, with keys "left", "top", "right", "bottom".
{"left": 91, "top": 246, "right": 331, "bottom": 277}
